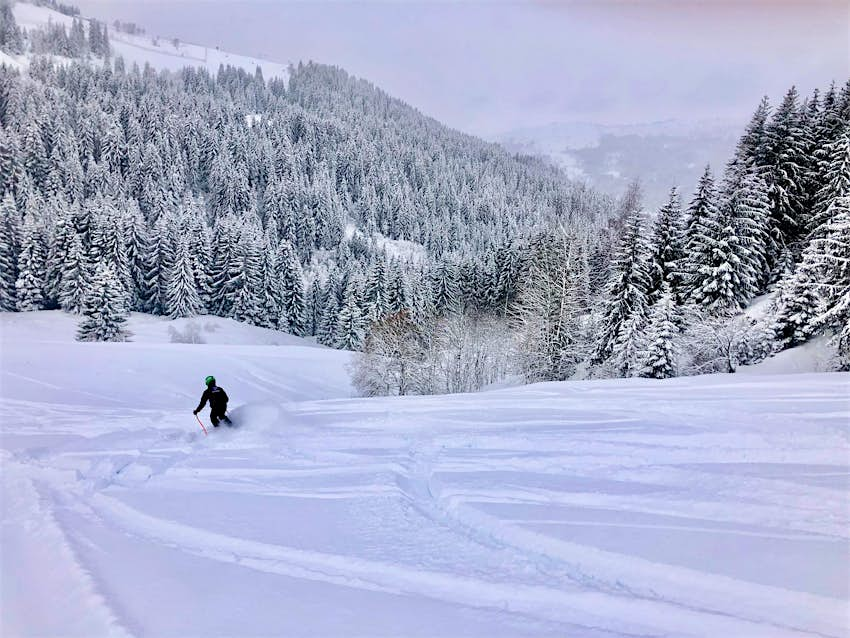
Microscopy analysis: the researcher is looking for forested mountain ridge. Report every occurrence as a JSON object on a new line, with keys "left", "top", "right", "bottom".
{"left": 0, "top": 1, "right": 615, "bottom": 351}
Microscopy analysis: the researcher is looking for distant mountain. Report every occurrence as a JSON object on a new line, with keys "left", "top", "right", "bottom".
{"left": 496, "top": 119, "right": 742, "bottom": 211}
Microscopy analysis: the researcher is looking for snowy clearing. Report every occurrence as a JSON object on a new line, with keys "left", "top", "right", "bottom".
{"left": 1, "top": 311, "right": 848, "bottom": 637}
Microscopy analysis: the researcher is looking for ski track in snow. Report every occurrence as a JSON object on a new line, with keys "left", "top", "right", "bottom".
{"left": 1, "top": 313, "right": 849, "bottom": 637}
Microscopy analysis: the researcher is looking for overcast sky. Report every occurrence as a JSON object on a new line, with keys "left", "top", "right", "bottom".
{"left": 73, "top": 0, "right": 849, "bottom": 137}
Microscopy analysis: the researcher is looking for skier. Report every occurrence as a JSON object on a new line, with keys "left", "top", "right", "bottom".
{"left": 193, "top": 375, "right": 232, "bottom": 427}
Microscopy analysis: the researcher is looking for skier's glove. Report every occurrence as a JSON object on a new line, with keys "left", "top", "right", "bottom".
{"left": 193, "top": 409, "right": 198, "bottom": 415}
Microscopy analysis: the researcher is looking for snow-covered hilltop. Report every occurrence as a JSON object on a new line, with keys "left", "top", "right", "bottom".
{"left": 8, "top": 0, "right": 289, "bottom": 80}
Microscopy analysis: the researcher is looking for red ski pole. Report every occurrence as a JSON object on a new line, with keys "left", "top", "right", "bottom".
{"left": 195, "top": 414, "right": 208, "bottom": 436}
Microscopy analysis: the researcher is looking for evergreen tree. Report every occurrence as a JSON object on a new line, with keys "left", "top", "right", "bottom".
{"left": 807, "top": 201, "right": 850, "bottom": 341}
{"left": 809, "top": 128, "right": 850, "bottom": 238}
{"left": 430, "top": 260, "right": 460, "bottom": 316}
{"left": 0, "top": 191, "right": 19, "bottom": 310}
{"left": 76, "top": 263, "right": 129, "bottom": 342}
{"left": 689, "top": 200, "right": 746, "bottom": 314}
{"left": 208, "top": 216, "right": 242, "bottom": 316}
{"left": 231, "top": 236, "right": 264, "bottom": 326}
{"left": 305, "top": 278, "right": 322, "bottom": 336}
{"left": 763, "top": 87, "right": 808, "bottom": 263}
{"left": 386, "top": 263, "right": 410, "bottom": 315}
{"left": 165, "top": 237, "right": 204, "bottom": 318}
{"left": 124, "top": 201, "right": 150, "bottom": 310}
{"left": 772, "top": 261, "right": 818, "bottom": 348}
{"left": 646, "top": 187, "right": 685, "bottom": 302}
{"left": 21, "top": 121, "right": 49, "bottom": 189}
{"left": 640, "top": 284, "right": 680, "bottom": 379}
{"left": 724, "top": 164, "right": 772, "bottom": 294}
{"left": 593, "top": 209, "right": 650, "bottom": 364}
{"left": 15, "top": 216, "right": 47, "bottom": 311}
{"left": 43, "top": 201, "right": 74, "bottom": 307}
{"left": 277, "top": 240, "right": 306, "bottom": 334}
{"left": 334, "top": 281, "right": 366, "bottom": 350}
{"left": 609, "top": 312, "right": 645, "bottom": 378}
{"left": 682, "top": 166, "right": 719, "bottom": 299}
{"left": 143, "top": 212, "right": 175, "bottom": 315}
{"left": 363, "top": 259, "right": 388, "bottom": 323}
{"left": 317, "top": 276, "right": 341, "bottom": 347}
{"left": 58, "top": 231, "right": 88, "bottom": 313}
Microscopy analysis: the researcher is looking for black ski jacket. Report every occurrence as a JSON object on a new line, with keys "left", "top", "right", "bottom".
{"left": 196, "top": 385, "right": 229, "bottom": 413}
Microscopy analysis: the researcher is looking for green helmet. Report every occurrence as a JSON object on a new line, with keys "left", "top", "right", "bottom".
{"left": 205, "top": 375, "right": 215, "bottom": 386}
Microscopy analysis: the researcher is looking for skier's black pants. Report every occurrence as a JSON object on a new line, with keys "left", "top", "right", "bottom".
{"left": 210, "top": 409, "right": 231, "bottom": 427}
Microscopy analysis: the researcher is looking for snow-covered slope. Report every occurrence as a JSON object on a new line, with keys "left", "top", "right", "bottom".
{"left": 11, "top": 1, "right": 289, "bottom": 81}
{"left": 2, "top": 311, "right": 848, "bottom": 637}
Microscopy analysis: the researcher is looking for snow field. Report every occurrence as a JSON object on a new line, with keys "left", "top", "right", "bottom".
{"left": 1, "top": 311, "right": 849, "bottom": 637}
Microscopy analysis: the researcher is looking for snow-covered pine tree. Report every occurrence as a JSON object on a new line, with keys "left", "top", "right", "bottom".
{"left": 646, "top": 187, "right": 685, "bottom": 303}
{"left": 76, "top": 262, "right": 129, "bottom": 342}
{"left": 15, "top": 215, "right": 47, "bottom": 311}
{"left": 363, "top": 258, "right": 388, "bottom": 323}
{"left": 772, "top": 260, "right": 818, "bottom": 348}
{"left": 809, "top": 127, "right": 850, "bottom": 239}
{"left": 142, "top": 212, "right": 175, "bottom": 315}
{"left": 806, "top": 200, "right": 850, "bottom": 349}
{"left": 430, "top": 260, "right": 460, "bottom": 316}
{"left": 723, "top": 164, "right": 772, "bottom": 296}
{"left": 305, "top": 278, "right": 322, "bottom": 336}
{"left": 257, "top": 238, "right": 281, "bottom": 330}
{"left": 180, "top": 195, "right": 212, "bottom": 311}
{"left": 208, "top": 216, "right": 243, "bottom": 317}
{"left": 277, "top": 240, "right": 306, "bottom": 335}
{"left": 683, "top": 169, "right": 719, "bottom": 294}
{"left": 316, "top": 286, "right": 340, "bottom": 347}
{"left": 21, "top": 121, "right": 49, "bottom": 189}
{"left": 334, "top": 281, "right": 366, "bottom": 350}
{"left": 762, "top": 86, "right": 809, "bottom": 265}
{"left": 0, "top": 191, "right": 20, "bottom": 310}
{"left": 43, "top": 201, "right": 74, "bottom": 306}
{"left": 490, "top": 243, "right": 521, "bottom": 315}
{"left": 165, "top": 237, "right": 204, "bottom": 318}
{"left": 609, "top": 312, "right": 645, "bottom": 378}
{"left": 124, "top": 201, "right": 150, "bottom": 310}
{"left": 386, "top": 262, "right": 410, "bottom": 315}
{"left": 640, "top": 283, "right": 680, "bottom": 379}
{"left": 231, "top": 234, "right": 264, "bottom": 326}
{"left": 58, "top": 231, "right": 88, "bottom": 313}
{"left": 728, "top": 96, "right": 771, "bottom": 172}
{"left": 689, "top": 198, "right": 746, "bottom": 314}
{"left": 592, "top": 208, "right": 650, "bottom": 365}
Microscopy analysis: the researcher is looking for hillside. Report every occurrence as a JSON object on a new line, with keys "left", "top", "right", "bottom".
{"left": 2, "top": 310, "right": 848, "bottom": 636}
{"left": 9, "top": 1, "right": 289, "bottom": 80}
{"left": 0, "top": 0, "right": 616, "bottom": 355}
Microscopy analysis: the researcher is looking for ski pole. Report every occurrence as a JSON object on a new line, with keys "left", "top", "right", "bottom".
{"left": 195, "top": 414, "right": 208, "bottom": 436}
